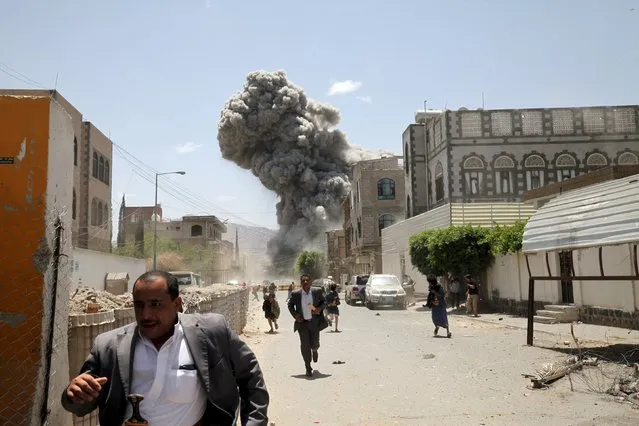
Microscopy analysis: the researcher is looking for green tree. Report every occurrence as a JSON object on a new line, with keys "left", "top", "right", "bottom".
{"left": 294, "top": 250, "right": 326, "bottom": 280}
{"left": 485, "top": 221, "right": 527, "bottom": 255}
{"left": 409, "top": 225, "right": 494, "bottom": 278}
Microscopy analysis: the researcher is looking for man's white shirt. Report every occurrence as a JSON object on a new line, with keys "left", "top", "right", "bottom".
{"left": 123, "top": 323, "right": 207, "bottom": 425}
{"left": 301, "top": 289, "right": 313, "bottom": 320}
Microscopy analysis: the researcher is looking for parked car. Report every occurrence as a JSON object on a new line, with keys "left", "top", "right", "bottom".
{"left": 312, "top": 278, "right": 339, "bottom": 294}
{"left": 364, "top": 274, "right": 407, "bottom": 310}
{"left": 344, "top": 274, "right": 369, "bottom": 305}
{"left": 170, "top": 271, "right": 203, "bottom": 287}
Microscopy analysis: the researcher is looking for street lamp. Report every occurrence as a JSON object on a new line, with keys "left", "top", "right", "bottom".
{"left": 153, "top": 171, "right": 186, "bottom": 270}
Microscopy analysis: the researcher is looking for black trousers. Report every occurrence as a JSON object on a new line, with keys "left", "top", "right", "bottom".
{"left": 297, "top": 321, "right": 320, "bottom": 368}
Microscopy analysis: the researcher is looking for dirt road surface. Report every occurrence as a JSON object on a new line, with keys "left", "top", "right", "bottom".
{"left": 242, "top": 291, "right": 639, "bottom": 426}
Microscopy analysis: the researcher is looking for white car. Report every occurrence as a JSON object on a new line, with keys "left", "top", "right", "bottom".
{"left": 364, "top": 274, "right": 407, "bottom": 310}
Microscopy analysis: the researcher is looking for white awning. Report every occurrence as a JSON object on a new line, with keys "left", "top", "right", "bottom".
{"left": 522, "top": 173, "right": 639, "bottom": 253}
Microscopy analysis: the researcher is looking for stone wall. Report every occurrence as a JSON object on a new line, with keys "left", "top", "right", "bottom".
{"left": 488, "top": 297, "right": 547, "bottom": 317}
{"left": 67, "top": 287, "right": 250, "bottom": 426}
{"left": 579, "top": 306, "right": 639, "bottom": 330}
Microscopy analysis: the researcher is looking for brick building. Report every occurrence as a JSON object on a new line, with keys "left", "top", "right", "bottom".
{"left": 404, "top": 105, "right": 639, "bottom": 218}
{"left": 344, "top": 156, "right": 405, "bottom": 274}
{"left": 0, "top": 89, "right": 113, "bottom": 252}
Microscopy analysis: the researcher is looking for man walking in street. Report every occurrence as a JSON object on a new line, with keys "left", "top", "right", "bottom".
{"left": 465, "top": 274, "right": 479, "bottom": 317}
{"left": 287, "top": 274, "right": 327, "bottom": 377}
{"left": 61, "top": 270, "right": 269, "bottom": 425}
{"left": 449, "top": 273, "right": 461, "bottom": 309}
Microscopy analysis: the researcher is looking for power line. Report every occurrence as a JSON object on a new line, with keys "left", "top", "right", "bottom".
{"left": 0, "top": 62, "right": 45, "bottom": 88}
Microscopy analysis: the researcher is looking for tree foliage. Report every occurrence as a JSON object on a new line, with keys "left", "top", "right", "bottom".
{"left": 294, "top": 250, "right": 325, "bottom": 280}
{"left": 484, "top": 221, "right": 527, "bottom": 255}
{"left": 114, "top": 235, "right": 214, "bottom": 272}
{"left": 408, "top": 222, "right": 527, "bottom": 278}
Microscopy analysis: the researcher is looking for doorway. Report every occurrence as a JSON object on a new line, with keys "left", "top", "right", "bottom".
{"left": 558, "top": 251, "right": 574, "bottom": 304}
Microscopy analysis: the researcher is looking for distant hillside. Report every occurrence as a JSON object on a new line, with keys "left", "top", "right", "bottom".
{"left": 223, "top": 222, "right": 277, "bottom": 257}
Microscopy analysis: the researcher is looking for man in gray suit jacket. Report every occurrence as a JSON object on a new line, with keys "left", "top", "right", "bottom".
{"left": 61, "top": 271, "right": 269, "bottom": 426}
{"left": 287, "top": 274, "right": 327, "bottom": 377}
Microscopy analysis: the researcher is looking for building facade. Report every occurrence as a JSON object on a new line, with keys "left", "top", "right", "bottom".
{"left": 345, "top": 156, "right": 405, "bottom": 274}
{"left": 325, "top": 229, "right": 346, "bottom": 283}
{"left": 404, "top": 105, "right": 639, "bottom": 218}
{"left": 0, "top": 89, "right": 113, "bottom": 252}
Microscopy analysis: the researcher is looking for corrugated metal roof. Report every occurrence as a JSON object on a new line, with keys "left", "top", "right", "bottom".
{"left": 106, "top": 272, "right": 129, "bottom": 281}
{"left": 522, "top": 173, "right": 639, "bottom": 253}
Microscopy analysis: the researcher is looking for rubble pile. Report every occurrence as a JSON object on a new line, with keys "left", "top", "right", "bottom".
{"left": 607, "top": 363, "right": 639, "bottom": 401}
{"left": 68, "top": 284, "right": 241, "bottom": 315}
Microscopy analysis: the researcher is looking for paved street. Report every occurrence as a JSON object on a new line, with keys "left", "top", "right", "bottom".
{"left": 242, "top": 291, "right": 639, "bottom": 426}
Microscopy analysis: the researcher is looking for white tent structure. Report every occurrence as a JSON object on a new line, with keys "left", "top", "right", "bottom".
{"left": 521, "top": 173, "right": 639, "bottom": 345}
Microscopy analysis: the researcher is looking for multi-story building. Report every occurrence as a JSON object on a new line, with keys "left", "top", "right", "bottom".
{"left": 345, "top": 156, "right": 405, "bottom": 274}
{"left": 325, "top": 229, "right": 346, "bottom": 283}
{"left": 404, "top": 105, "right": 639, "bottom": 217}
{"left": 0, "top": 89, "right": 113, "bottom": 252}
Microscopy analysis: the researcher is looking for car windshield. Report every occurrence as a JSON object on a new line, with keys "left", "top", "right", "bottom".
{"left": 356, "top": 275, "right": 369, "bottom": 286}
{"left": 173, "top": 274, "right": 193, "bottom": 285}
{"left": 370, "top": 276, "right": 401, "bottom": 287}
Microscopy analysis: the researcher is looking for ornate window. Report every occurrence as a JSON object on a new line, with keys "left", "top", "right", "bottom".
{"left": 583, "top": 109, "right": 605, "bottom": 133}
{"left": 378, "top": 214, "right": 396, "bottom": 236}
{"left": 552, "top": 110, "right": 574, "bottom": 135}
{"left": 92, "top": 152, "right": 99, "bottom": 178}
{"left": 493, "top": 155, "right": 516, "bottom": 195}
{"left": 524, "top": 154, "right": 546, "bottom": 190}
{"left": 462, "top": 155, "right": 485, "bottom": 196}
{"left": 491, "top": 112, "right": 512, "bottom": 136}
{"left": 555, "top": 153, "right": 577, "bottom": 182}
{"left": 521, "top": 111, "right": 543, "bottom": 135}
{"left": 618, "top": 151, "right": 639, "bottom": 165}
{"left": 377, "top": 178, "right": 396, "bottom": 200}
{"left": 613, "top": 108, "right": 637, "bottom": 133}
{"left": 586, "top": 152, "right": 608, "bottom": 170}
{"left": 461, "top": 112, "right": 482, "bottom": 138}
{"left": 98, "top": 156, "right": 105, "bottom": 182}
{"left": 103, "top": 205, "right": 109, "bottom": 228}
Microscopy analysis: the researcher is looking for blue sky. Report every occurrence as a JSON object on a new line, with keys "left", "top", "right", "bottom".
{"left": 1, "top": 0, "right": 638, "bottom": 232}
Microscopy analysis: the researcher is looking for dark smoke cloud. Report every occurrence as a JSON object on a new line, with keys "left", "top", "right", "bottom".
{"left": 217, "top": 70, "right": 390, "bottom": 273}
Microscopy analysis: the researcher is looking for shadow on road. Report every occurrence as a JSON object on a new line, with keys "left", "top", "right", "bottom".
{"left": 290, "top": 371, "right": 332, "bottom": 380}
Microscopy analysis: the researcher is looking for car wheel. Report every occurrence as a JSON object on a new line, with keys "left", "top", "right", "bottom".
{"left": 366, "top": 301, "right": 375, "bottom": 310}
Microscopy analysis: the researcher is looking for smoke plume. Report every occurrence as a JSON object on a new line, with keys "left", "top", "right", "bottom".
{"left": 217, "top": 70, "right": 389, "bottom": 273}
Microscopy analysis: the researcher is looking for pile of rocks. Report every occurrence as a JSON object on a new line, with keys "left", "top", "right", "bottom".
{"left": 607, "top": 363, "right": 639, "bottom": 402}
{"left": 68, "top": 284, "right": 241, "bottom": 315}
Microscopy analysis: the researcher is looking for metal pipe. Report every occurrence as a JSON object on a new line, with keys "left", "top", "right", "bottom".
{"left": 545, "top": 252, "right": 551, "bottom": 277}
{"left": 598, "top": 247, "right": 604, "bottom": 276}
{"left": 527, "top": 277, "right": 535, "bottom": 346}
{"left": 153, "top": 171, "right": 186, "bottom": 270}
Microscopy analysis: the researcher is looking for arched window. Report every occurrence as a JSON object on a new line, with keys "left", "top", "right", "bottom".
{"left": 72, "top": 189, "right": 76, "bottom": 220}
{"left": 92, "top": 152, "right": 99, "bottom": 178}
{"left": 97, "top": 201, "right": 103, "bottom": 226}
{"left": 618, "top": 151, "right": 639, "bottom": 165}
{"left": 377, "top": 178, "right": 396, "bottom": 200}
{"left": 191, "top": 224, "right": 203, "bottom": 237}
{"left": 91, "top": 199, "right": 97, "bottom": 226}
{"left": 586, "top": 152, "right": 608, "bottom": 171}
{"left": 73, "top": 137, "right": 78, "bottom": 166}
{"left": 98, "top": 156, "right": 105, "bottom": 182}
{"left": 103, "top": 205, "right": 109, "bottom": 228}
{"left": 493, "top": 155, "right": 516, "bottom": 195}
{"left": 378, "top": 214, "right": 396, "bottom": 236}
{"left": 104, "top": 160, "right": 110, "bottom": 184}
{"left": 523, "top": 154, "right": 546, "bottom": 190}
{"left": 554, "top": 153, "right": 577, "bottom": 182}
{"left": 461, "top": 155, "right": 485, "bottom": 196}
{"left": 434, "top": 162, "right": 444, "bottom": 201}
